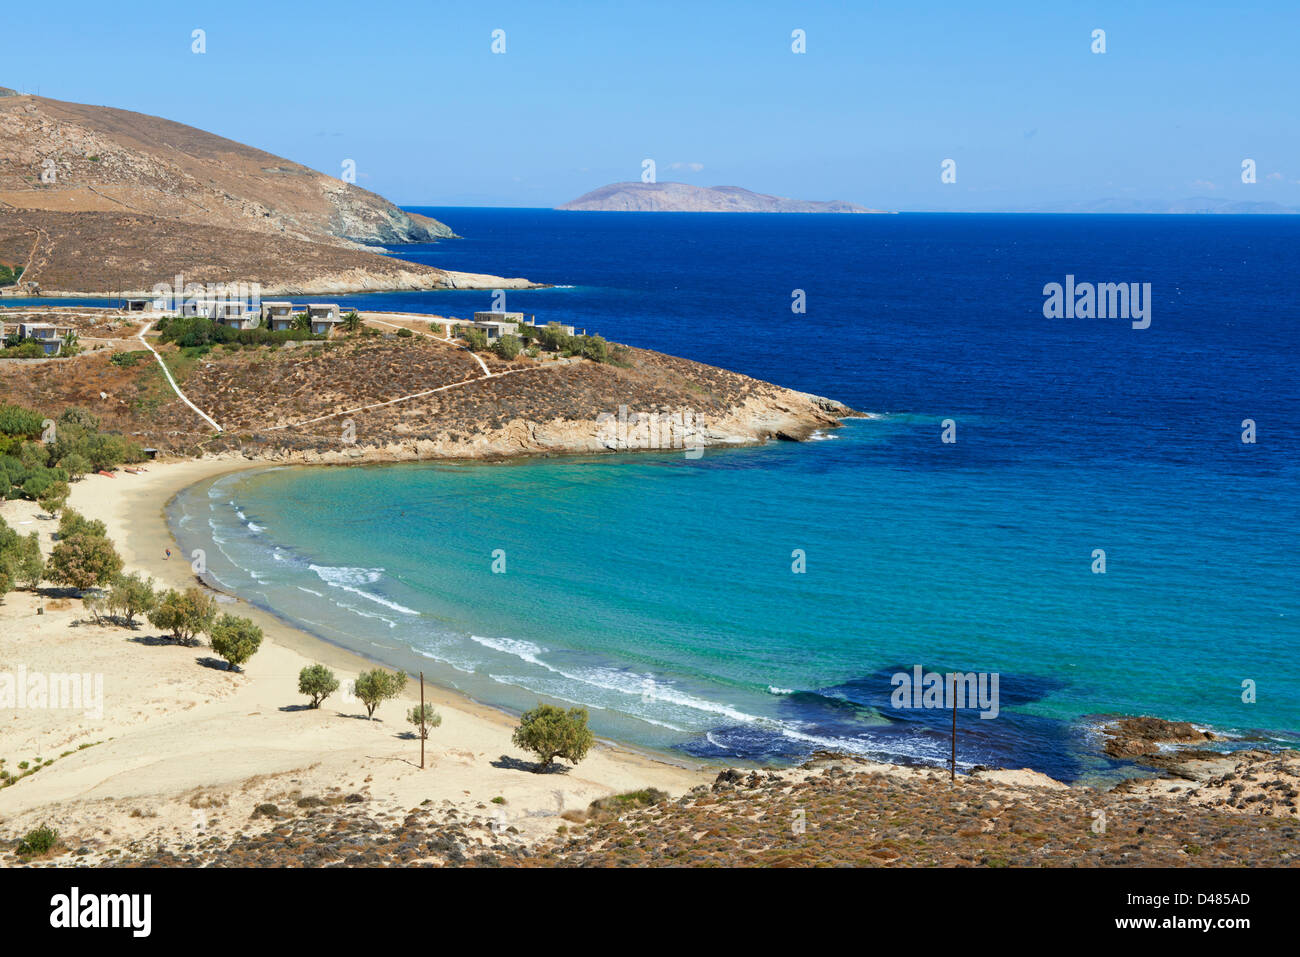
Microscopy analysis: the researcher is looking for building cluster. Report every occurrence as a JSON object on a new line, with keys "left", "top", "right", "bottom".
{"left": 123, "top": 298, "right": 344, "bottom": 336}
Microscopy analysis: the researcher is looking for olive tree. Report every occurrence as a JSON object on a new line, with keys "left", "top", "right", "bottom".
{"left": 44, "top": 530, "right": 123, "bottom": 592}
{"left": 108, "top": 572, "right": 156, "bottom": 627}
{"left": 511, "top": 703, "right": 595, "bottom": 771}
{"left": 147, "top": 587, "right": 215, "bottom": 645}
{"left": 353, "top": 668, "right": 406, "bottom": 719}
{"left": 207, "top": 614, "right": 263, "bottom": 671}
{"left": 407, "top": 704, "right": 442, "bottom": 739}
{"left": 298, "top": 664, "right": 340, "bottom": 708}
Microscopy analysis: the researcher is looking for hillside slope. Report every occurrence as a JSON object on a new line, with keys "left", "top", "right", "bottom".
{"left": 0, "top": 88, "right": 448, "bottom": 246}
{"left": 0, "top": 311, "right": 858, "bottom": 459}
{"left": 0, "top": 88, "right": 538, "bottom": 294}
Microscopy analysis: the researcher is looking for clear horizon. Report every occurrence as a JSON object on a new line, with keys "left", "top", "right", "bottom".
{"left": 4, "top": 0, "right": 1299, "bottom": 211}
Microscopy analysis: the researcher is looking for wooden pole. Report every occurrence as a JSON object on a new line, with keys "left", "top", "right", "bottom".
{"left": 420, "top": 671, "right": 425, "bottom": 769}
{"left": 950, "top": 676, "right": 957, "bottom": 783}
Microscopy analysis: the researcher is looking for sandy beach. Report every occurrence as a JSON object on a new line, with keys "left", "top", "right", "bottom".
{"left": 0, "top": 458, "right": 708, "bottom": 859}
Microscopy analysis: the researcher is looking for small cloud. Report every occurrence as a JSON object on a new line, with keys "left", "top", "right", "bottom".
{"left": 1267, "top": 171, "right": 1284, "bottom": 181}
{"left": 669, "top": 161, "right": 704, "bottom": 172}
{"left": 1191, "top": 179, "right": 1217, "bottom": 191}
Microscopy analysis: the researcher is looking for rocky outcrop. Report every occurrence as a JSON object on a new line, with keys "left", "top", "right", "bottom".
{"left": 1100, "top": 716, "right": 1219, "bottom": 759}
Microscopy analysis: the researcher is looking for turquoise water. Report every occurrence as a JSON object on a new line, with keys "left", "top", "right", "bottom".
{"left": 165, "top": 212, "right": 1299, "bottom": 781}
{"left": 170, "top": 425, "right": 1298, "bottom": 781}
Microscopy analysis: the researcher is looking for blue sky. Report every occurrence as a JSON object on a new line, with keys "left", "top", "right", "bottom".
{"left": 5, "top": 1, "right": 1298, "bottom": 210}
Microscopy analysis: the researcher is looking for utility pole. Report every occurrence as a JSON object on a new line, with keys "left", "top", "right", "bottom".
{"left": 950, "top": 675, "right": 957, "bottom": 783}
{"left": 419, "top": 671, "right": 425, "bottom": 769}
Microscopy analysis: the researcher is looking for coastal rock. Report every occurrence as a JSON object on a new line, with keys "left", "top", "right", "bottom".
{"left": 969, "top": 768, "right": 1069, "bottom": 790}
{"left": 1101, "top": 716, "right": 1218, "bottom": 759}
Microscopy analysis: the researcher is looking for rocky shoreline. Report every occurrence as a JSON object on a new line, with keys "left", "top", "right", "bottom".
{"left": 201, "top": 391, "right": 867, "bottom": 466}
{"left": 9, "top": 722, "right": 1294, "bottom": 868}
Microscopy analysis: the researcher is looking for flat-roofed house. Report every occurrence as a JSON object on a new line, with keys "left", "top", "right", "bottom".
{"left": 517, "top": 315, "right": 577, "bottom": 337}
{"left": 474, "top": 311, "right": 524, "bottom": 325}
{"left": 181, "top": 299, "right": 217, "bottom": 319}
{"left": 468, "top": 311, "right": 522, "bottom": 342}
{"left": 122, "top": 298, "right": 155, "bottom": 313}
{"left": 469, "top": 319, "right": 520, "bottom": 342}
{"left": 213, "top": 301, "right": 260, "bottom": 330}
{"left": 307, "top": 304, "right": 342, "bottom": 336}
{"left": 17, "top": 321, "right": 74, "bottom": 355}
{"left": 261, "top": 301, "right": 296, "bottom": 331}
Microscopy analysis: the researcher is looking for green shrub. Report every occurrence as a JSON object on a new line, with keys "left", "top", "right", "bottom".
{"left": 37, "top": 480, "right": 70, "bottom": 517}
{"left": 0, "top": 340, "right": 45, "bottom": 359}
{"left": 396, "top": 326, "right": 413, "bottom": 338}
{"left": 58, "top": 509, "right": 107, "bottom": 540}
{"left": 458, "top": 326, "right": 488, "bottom": 351}
{"left": 0, "top": 404, "right": 44, "bottom": 437}
{"left": 19, "top": 441, "right": 49, "bottom": 469}
{"left": 16, "top": 825, "right": 58, "bottom": 858}
{"left": 577, "top": 334, "right": 609, "bottom": 362}
{"left": 537, "top": 325, "right": 573, "bottom": 353}
{"left": 57, "top": 453, "right": 91, "bottom": 481}
{"left": 491, "top": 334, "right": 522, "bottom": 360}
{"left": 9, "top": 533, "right": 44, "bottom": 590}
{"left": 158, "top": 316, "right": 322, "bottom": 348}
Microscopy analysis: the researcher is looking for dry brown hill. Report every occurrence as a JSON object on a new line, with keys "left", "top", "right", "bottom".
{"left": 0, "top": 89, "right": 447, "bottom": 247}
{"left": 0, "top": 312, "right": 856, "bottom": 459}
{"left": 0, "top": 89, "right": 535, "bottom": 295}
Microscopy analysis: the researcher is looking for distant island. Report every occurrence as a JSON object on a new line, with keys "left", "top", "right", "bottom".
{"left": 558, "top": 182, "right": 886, "bottom": 213}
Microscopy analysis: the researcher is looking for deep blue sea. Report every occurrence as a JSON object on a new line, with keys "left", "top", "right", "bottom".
{"left": 159, "top": 210, "right": 1297, "bottom": 781}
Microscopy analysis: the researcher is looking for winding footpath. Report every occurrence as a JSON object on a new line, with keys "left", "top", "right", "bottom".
{"left": 132, "top": 312, "right": 558, "bottom": 437}
{"left": 136, "top": 319, "right": 224, "bottom": 433}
